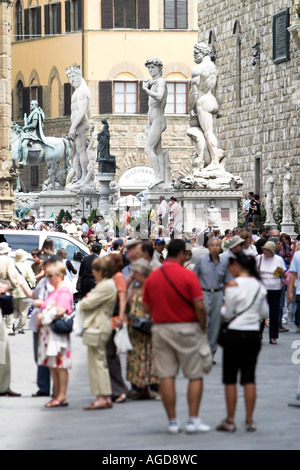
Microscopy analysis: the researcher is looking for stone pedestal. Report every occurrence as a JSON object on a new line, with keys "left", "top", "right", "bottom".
{"left": 95, "top": 173, "right": 115, "bottom": 217}
{"left": 38, "top": 190, "right": 100, "bottom": 221}
{"left": 280, "top": 222, "right": 297, "bottom": 239}
{"left": 146, "top": 187, "right": 242, "bottom": 236}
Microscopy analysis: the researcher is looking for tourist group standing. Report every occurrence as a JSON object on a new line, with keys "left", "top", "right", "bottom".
{"left": 0, "top": 194, "right": 299, "bottom": 435}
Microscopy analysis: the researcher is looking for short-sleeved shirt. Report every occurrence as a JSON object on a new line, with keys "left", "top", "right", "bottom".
{"left": 143, "top": 260, "right": 204, "bottom": 324}
{"left": 289, "top": 252, "right": 300, "bottom": 295}
{"left": 41, "top": 286, "right": 73, "bottom": 315}
{"left": 193, "top": 254, "right": 231, "bottom": 290}
{"left": 256, "top": 254, "right": 286, "bottom": 290}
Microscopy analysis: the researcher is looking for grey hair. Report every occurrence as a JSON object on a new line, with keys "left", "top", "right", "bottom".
{"left": 145, "top": 57, "right": 163, "bottom": 69}
{"left": 194, "top": 42, "right": 211, "bottom": 56}
{"left": 207, "top": 237, "right": 221, "bottom": 246}
{"left": 131, "top": 259, "right": 152, "bottom": 278}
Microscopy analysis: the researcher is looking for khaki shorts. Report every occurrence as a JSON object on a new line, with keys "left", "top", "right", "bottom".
{"left": 152, "top": 322, "right": 208, "bottom": 380}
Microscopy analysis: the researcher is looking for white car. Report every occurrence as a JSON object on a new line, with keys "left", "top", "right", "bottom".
{"left": 0, "top": 230, "right": 90, "bottom": 300}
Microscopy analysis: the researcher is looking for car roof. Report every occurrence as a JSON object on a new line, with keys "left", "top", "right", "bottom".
{"left": 0, "top": 230, "right": 89, "bottom": 252}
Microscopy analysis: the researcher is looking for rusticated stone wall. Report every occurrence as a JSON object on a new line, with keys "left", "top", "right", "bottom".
{"left": 197, "top": 0, "right": 300, "bottom": 222}
{"left": 0, "top": 1, "right": 16, "bottom": 222}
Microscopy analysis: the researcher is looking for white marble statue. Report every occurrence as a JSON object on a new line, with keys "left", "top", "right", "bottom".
{"left": 282, "top": 163, "right": 293, "bottom": 223}
{"left": 187, "top": 42, "right": 225, "bottom": 171}
{"left": 143, "top": 58, "right": 169, "bottom": 188}
{"left": 265, "top": 167, "right": 276, "bottom": 225}
{"left": 65, "top": 66, "right": 92, "bottom": 190}
{"left": 204, "top": 199, "right": 221, "bottom": 227}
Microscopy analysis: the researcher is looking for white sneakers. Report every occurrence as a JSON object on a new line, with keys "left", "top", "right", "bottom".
{"left": 168, "top": 417, "right": 211, "bottom": 434}
{"left": 168, "top": 419, "right": 181, "bottom": 434}
{"left": 185, "top": 417, "right": 211, "bottom": 434}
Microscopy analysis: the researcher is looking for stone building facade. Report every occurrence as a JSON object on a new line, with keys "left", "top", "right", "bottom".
{"left": 0, "top": 1, "right": 16, "bottom": 222}
{"left": 197, "top": 0, "right": 300, "bottom": 223}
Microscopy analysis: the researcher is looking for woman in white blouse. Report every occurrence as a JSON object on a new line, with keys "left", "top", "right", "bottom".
{"left": 216, "top": 252, "right": 268, "bottom": 433}
{"left": 256, "top": 241, "right": 286, "bottom": 344}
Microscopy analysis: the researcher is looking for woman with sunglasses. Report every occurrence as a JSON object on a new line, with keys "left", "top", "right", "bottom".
{"left": 36, "top": 262, "right": 73, "bottom": 408}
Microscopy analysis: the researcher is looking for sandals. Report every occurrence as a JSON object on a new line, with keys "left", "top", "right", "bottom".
{"left": 246, "top": 421, "right": 256, "bottom": 432}
{"left": 113, "top": 393, "right": 127, "bottom": 404}
{"left": 215, "top": 419, "right": 236, "bottom": 432}
{"left": 269, "top": 338, "right": 278, "bottom": 345}
{"left": 45, "top": 398, "right": 69, "bottom": 408}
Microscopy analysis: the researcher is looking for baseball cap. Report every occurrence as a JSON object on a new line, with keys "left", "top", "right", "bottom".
{"left": 41, "top": 254, "right": 60, "bottom": 263}
{"left": 113, "top": 239, "right": 124, "bottom": 248}
{"left": 155, "top": 238, "right": 165, "bottom": 244}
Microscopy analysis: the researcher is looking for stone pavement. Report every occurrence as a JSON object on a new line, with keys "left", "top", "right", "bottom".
{"left": 1, "top": 320, "right": 300, "bottom": 451}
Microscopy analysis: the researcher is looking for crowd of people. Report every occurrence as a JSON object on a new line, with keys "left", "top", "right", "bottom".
{"left": 0, "top": 200, "right": 300, "bottom": 435}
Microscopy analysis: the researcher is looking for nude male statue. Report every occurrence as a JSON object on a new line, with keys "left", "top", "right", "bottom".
{"left": 66, "top": 66, "right": 91, "bottom": 185}
{"left": 143, "top": 58, "right": 168, "bottom": 188}
{"left": 188, "top": 42, "right": 225, "bottom": 169}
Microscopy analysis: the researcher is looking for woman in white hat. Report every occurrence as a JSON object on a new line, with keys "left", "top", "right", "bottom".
{"left": 256, "top": 241, "right": 286, "bottom": 344}
{"left": 13, "top": 249, "right": 36, "bottom": 334}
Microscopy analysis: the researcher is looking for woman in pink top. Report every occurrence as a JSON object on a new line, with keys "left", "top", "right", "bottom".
{"left": 36, "top": 262, "right": 73, "bottom": 408}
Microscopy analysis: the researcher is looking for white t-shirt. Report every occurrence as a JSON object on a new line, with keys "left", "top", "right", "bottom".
{"left": 243, "top": 245, "right": 258, "bottom": 256}
{"left": 221, "top": 276, "right": 268, "bottom": 331}
{"left": 256, "top": 254, "right": 286, "bottom": 290}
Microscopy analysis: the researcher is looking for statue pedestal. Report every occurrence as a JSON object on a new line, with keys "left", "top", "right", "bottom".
{"left": 146, "top": 187, "right": 242, "bottom": 236}
{"left": 38, "top": 190, "right": 100, "bottom": 220}
{"left": 95, "top": 173, "right": 115, "bottom": 216}
{"left": 280, "top": 221, "right": 297, "bottom": 238}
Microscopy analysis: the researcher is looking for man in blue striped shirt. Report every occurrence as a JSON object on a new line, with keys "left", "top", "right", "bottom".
{"left": 194, "top": 237, "right": 231, "bottom": 357}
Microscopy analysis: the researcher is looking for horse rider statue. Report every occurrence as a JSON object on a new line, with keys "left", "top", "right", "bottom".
{"left": 19, "top": 100, "right": 52, "bottom": 165}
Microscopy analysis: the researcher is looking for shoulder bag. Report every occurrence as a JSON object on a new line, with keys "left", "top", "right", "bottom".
{"left": 51, "top": 312, "right": 75, "bottom": 335}
{"left": 160, "top": 266, "right": 194, "bottom": 308}
{"left": 218, "top": 285, "right": 261, "bottom": 347}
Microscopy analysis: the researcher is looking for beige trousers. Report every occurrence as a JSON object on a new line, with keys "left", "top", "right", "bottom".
{"left": 14, "top": 298, "right": 30, "bottom": 331}
{"left": 87, "top": 332, "right": 111, "bottom": 396}
{"left": 0, "top": 340, "right": 11, "bottom": 393}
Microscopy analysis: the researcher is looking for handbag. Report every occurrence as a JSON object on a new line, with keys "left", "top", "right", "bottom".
{"left": 132, "top": 316, "right": 153, "bottom": 335}
{"left": 218, "top": 285, "right": 261, "bottom": 347}
{"left": 51, "top": 313, "right": 74, "bottom": 335}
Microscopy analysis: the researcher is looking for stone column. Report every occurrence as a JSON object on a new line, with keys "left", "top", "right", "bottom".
{"left": 0, "top": 1, "right": 16, "bottom": 222}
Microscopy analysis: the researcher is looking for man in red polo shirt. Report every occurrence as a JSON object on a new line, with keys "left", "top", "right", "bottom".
{"left": 143, "top": 239, "right": 212, "bottom": 434}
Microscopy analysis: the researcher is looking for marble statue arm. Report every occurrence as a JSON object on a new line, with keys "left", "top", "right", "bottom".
{"left": 143, "top": 78, "right": 166, "bottom": 102}
{"left": 23, "top": 115, "right": 38, "bottom": 131}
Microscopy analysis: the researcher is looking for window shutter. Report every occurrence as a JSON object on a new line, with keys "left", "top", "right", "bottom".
{"left": 22, "top": 87, "right": 30, "bottom": 117}
{"left": 65, "top": 1, "right": 71, "bottom": 32}
{"left": 101, "top": 0, "right": 113, "bottom": 29}
{"left": 57, "top": 2, "right": 62, "bottom": 34}
{"left": 44, "top": 4, "right": 50, "bottom": 35}
{"left": 138, "top": 0, "right": 149, "bottom": 29}
{"left": 139, "top": 81, "right": 148, "bottom": 114}
{"left": 36, "top": 6, "right": 42, "bottom": 36}
{"left": 77, "top": 0, "right": 83, "bottom": 29}
{"left": 164, "top": 0, "right": 175, "bottom": 29}
{"left": 64, "top": 83, "right": 72, "bottom": 116}
{"left": 37, "top": 86, "right": 43, "bottom": 108}
{"left": 24, "top": 8, "right": 30, "bottom": 39}
{"left": 99, "top": 81, "right": 112, "bottom": 114}
{"left": 177, "top": 0, "right": 187, "bottom": 29}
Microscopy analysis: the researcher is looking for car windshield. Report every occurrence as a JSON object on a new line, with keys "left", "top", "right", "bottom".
{"left": 0, "top": 233, "right": 40, "bottom": 253}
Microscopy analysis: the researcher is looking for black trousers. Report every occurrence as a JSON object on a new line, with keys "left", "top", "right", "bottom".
{"left": 106, "top": 330, "right": 128, "bottom": 398}
{"left": 295, "top": 295, "right": 300, "bottom": 327}
{"left": 266, "top": 289, "right": 281, "bottom": 340}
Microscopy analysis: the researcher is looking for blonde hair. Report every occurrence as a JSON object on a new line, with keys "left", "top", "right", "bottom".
{"left": 45, "top": 261, "right": 66, "bottom": 279}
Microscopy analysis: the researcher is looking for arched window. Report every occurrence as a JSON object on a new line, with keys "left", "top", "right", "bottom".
{"left": 16, "top": 0, "right": 23, "bottom": 40}
{"left": 51, "top": 76, "right": 59, "bottom": 117}
{"left": 17, "top": 80, "right": 24, "bottom": 119}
